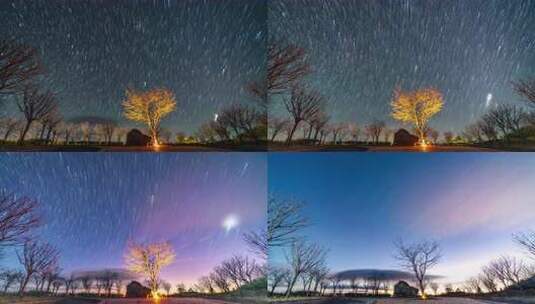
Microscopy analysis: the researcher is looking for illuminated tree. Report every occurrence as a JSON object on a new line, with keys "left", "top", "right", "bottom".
{"left": 391, "top": 87, "right": 443, "bottom": 144}
{"left": 124, "top": 241, "right": 175, "bottom": 294}
{"left": 394, "top": 239, "right": 441, "bottom": 298}
{"left": 122, "top": 88, "right": 176, "bottom": 146}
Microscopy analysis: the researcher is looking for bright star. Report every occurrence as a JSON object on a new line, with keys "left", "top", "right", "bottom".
{"left": 485, "top": 93, "right": 493, "bottom": 108}
{"left": 222, "top": 214, "right": 239, "bottom": 232}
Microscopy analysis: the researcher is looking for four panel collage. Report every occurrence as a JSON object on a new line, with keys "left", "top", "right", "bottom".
{"left": 1, "top": 1, "right": 535, "bottom": 304}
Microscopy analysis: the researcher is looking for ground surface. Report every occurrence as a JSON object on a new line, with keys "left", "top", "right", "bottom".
{"left": 0, "top": 296, "right": 246, "bottom": 304}
{"left": 268, "top": 144, "right": 503, "bottom": 152}
{"left": 96, "top": 298, "right": 241, "bottom": 304}
{"left": 0, "top": 144, "right": 266, "bottom": 152}
{"left": 269, "top": 297, "right": 512, "bottom": 304}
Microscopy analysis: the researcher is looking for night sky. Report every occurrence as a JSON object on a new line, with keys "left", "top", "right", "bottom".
{"left": 268, "top": 153, "right": 535, "bottom": 284}
{"left": 0, "top": 153, "right": 266, "bottom": 285}
{"left": 0, "top": 0, "right": 266, "bottom": 134}
{"left": 269, "top": 0, "right": 535, "bottom": 133}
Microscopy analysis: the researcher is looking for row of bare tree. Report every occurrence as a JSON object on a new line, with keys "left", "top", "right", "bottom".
{"left": 462, "top": 104, "right": 535, "bottom": 144}
{"left": 0, "top": 191, "right": 64, "bottom": 295}
{"left": 193, "top": 255, "right": 264, "bottom": 294}
{"left": 460, "top": 232, "right": 535, "bottom": 295}
{"left": 195, "top": 103, "right": 266, "bottom": 144}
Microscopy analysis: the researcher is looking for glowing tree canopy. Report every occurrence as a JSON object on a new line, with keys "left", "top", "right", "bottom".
{"left": 124, "top": 241, "right": 175, "bottom": 294}
{"left": 391, "top": 87, "right": 443, "bottom": 144}
{"left": 122, "top": 88, "right": 176, "bottom": 146}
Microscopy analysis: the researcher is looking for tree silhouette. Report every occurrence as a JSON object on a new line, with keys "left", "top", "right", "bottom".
{"left": 513, "top": 78, "right": 535, "bottom": 107}
{"left": 0, "top": 40, "right": 42, "bottom": 97}
{"left": 0, "top": 192, "right": 40, "bottom": 248}
{"left": 394, "top": 239, "right": 441, "bottom": 297}
{"left": 17, "top": 240, "right": 59, "bottom": 294}
{"left": 284, "top": 86, "right": 324, "bottom": 143}
{"left": 16, "top": 86, "right": 58, "bottom": 143}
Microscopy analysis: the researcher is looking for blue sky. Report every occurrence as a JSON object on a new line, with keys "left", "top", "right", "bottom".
{"left": 268, "top": 153, "right": 535, "bottom": 283}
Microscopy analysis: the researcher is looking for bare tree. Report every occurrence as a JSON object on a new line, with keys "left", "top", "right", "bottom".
{"left": 443, "top": 131, "right": 454, "bottom": 144}
{"left": 175, "top": 282, "right": 186, "bottom": 294}
{"left": 284, "top": 240, "right": 328, "bottom": 297}
{"left": 16, "top": 86, "right": 58, "bottom": 143}
{"left": 0, "top": 40, "right": 42, "bottom": 97}
{"left": 478, "top": 118, "right": 498, "bottom": 142}
{"left": 513, "top": 78, "right": 535, "bottom": 107}
{"left": 484, "top": 256, "right": 530, "bottom": 288}
{"left": 249, "top": 41, "right": 311, "bottom": 104}
{"left": 216, "top": 104, "right": 263, "bottom": 143}
{"left": 161, "top": 280, "right": 172, "bottom": 296}
{"left": 483, "top": 104, "right": 525, "bottom": 139}
{"left": 17, "top": 240, "right": 60, "bottom": 294}
{"left": 429, "top": 128, "right": 439, "bottom": 144}
{"left": 394, "top": 239, "right": 441, "bottom": 297}
{"left": 284, "top": 86, "right": 325, "bottom": 143}
{"left": 0, "top": 117, "right": 21, "bottom": 141}
{"left": 365, "top": 120, "right": 386, "bottom": 144}
{"left": 269, "top": 116, "right": 290, "bottom": 142}
{"left": 311, "top": 265, "right": 329, "bottom": 294}
{"left": 429, "top": 282, "right": 439, "bottom": 295}
{"left": 0, "top": 269, "right": 22, "bottom": 293}
{"left": 330, "top": 123, "right": 347, "bottom": 144}
{"left": 0, "top": 192, "right": 40, "bottom": 248}
{"left": 210, "top": 267, "right": 231, "bottom": 293}
{"left": 100, "top": 121, "right": 117, "bottom": 144}
{"left": 43, "top": 266, "right": 61, "bottom": 293}
{"left": 479, "top": 268, "right": 498, "bottom": 293}
{"left": 39, "top": 108, "right": 62, "bottom": 143}
{"left": 465, "top": 277, "right": 482, "bottom": 294}
{"left": 268, "top": 266, "right": 289, "bottom": 295}
{"left": 243, "top": 196, "right": 308, "bottom": 258}
{"left": 197, "top": 276, "right": 214, "bottom": 294}
{"left": 463, "top": 123, "right": 484, "bottom": 143}
{"left": 310, "top": 111, "right": 330, "bottom": 143}
{"left": 514, "top": 230, "right": 535, "bottom": 259}
{"left": 219, "top": 255, "right": 262, "bottom": 289}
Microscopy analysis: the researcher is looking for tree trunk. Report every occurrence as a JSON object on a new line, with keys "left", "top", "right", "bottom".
{"left": 285, "top": 275, "right": 299, "bottom": 297}
{"left": 39, "top": 124, "right": 46, "bottom": 140}
{"left": 19, "top": 120, "right": 33, "bottom": 144}
{"left": 286, "top": 121, "right": 299, "bottom": 144}
{"left": 19, "top": 274, "right": 31, "bottom": 294}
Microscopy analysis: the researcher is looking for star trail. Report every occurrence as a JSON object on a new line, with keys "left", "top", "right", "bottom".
{"left": 0, "top": 153, "right": 266, "bottom": 285}
{"left": 0, "top": 0, "right": 266, "bottom": 135}
{"left": 269, "top": 0, "right": 535, "bottom": 133}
